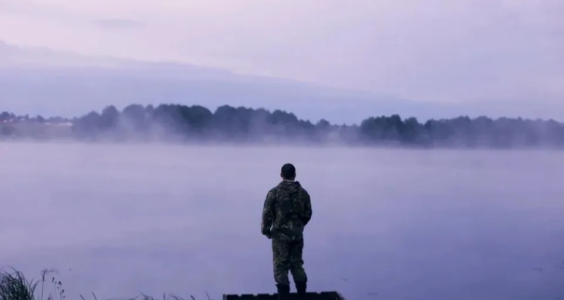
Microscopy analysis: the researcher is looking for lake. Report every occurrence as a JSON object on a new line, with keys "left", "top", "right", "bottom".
{"left": 0, "top": 142, "right": 563, "bottom": 300}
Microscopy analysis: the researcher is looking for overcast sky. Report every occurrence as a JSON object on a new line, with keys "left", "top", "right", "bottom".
{"left": 0, "top": 0, "right": 563, "bottom": 109}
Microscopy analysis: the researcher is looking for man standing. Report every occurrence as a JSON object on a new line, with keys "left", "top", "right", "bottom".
{"left": 261, "top": 163, "right": 313, "bottom": 298}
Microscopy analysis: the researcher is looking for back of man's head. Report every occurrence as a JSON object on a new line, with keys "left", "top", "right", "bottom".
{"left": 281, "top": 163, "right": 296, "bottom": 180}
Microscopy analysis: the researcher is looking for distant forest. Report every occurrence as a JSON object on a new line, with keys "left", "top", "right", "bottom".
{"left": 2, "top": 103, "right": 564, "bottom": 148}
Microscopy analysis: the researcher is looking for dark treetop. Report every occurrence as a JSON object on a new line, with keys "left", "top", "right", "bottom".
{"left": 1, "top": 103, "right": 564, "bottom": 148}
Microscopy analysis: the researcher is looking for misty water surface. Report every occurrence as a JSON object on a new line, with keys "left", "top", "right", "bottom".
{"left": 0, "top": 142, "right": 563, "bottom": 300}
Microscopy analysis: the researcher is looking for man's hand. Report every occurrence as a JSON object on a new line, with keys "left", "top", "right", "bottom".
{"left": 263, "top": 229, "right": 272, "bottom": 239}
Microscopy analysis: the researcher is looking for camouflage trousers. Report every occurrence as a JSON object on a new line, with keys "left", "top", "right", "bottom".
{"left": 272, "top": 238, "right": 308, "bottom": 286}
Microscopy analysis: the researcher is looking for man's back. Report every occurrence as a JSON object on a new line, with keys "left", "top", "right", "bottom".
{"left": 262, "top": 181, "right": 312, "bottom": 241}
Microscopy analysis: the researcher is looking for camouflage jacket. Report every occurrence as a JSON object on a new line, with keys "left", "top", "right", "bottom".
{"left": 261, "top": 181, "right": 312, "bottom": 241}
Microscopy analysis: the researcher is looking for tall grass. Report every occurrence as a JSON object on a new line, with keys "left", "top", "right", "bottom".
{"left": 0, "top": 269, "right": 38, "bottom": 300}
{"left": 0, "top": 269, "right": 201, "bottom": 300}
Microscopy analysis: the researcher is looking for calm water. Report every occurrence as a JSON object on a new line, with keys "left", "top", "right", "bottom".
{"left": 0, "top": 142, "right": 563, "bottom": 300}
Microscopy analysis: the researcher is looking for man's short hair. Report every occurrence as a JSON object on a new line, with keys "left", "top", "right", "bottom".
{"left": 281, "top": 163, "right": 296, "bottom": 180}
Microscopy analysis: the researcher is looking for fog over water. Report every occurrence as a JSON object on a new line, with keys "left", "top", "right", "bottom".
{"left": 1, "top": 142, "right": 563, "bottom": 300}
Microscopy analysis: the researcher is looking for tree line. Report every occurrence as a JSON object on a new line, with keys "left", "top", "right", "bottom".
{"left": 2, "top": 103, "right": 564, "bottom": 148}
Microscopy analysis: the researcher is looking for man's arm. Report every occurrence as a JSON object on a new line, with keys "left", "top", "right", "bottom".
{"left": 301, "top": 189, "right": 312, "bottom": 226}
{"left": 261, "top": 189, "right": 275, "bottom": 237}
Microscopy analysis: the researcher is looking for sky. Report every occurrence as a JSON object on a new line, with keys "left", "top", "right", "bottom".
{"left": 0, "top": 0, "right": 563, "bottom": 112}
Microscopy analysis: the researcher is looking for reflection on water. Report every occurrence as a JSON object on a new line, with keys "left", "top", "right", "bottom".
{"left": 0, "top": 143, "right": 563, "bottom": 300}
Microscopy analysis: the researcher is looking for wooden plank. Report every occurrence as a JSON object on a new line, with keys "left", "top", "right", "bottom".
{"left": 223, "top": 291, "right": 345, "bottom": 300}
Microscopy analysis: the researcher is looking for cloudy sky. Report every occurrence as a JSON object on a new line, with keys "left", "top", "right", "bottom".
{"left": 0, "top": 0, "right": 563, "bottom": 111}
